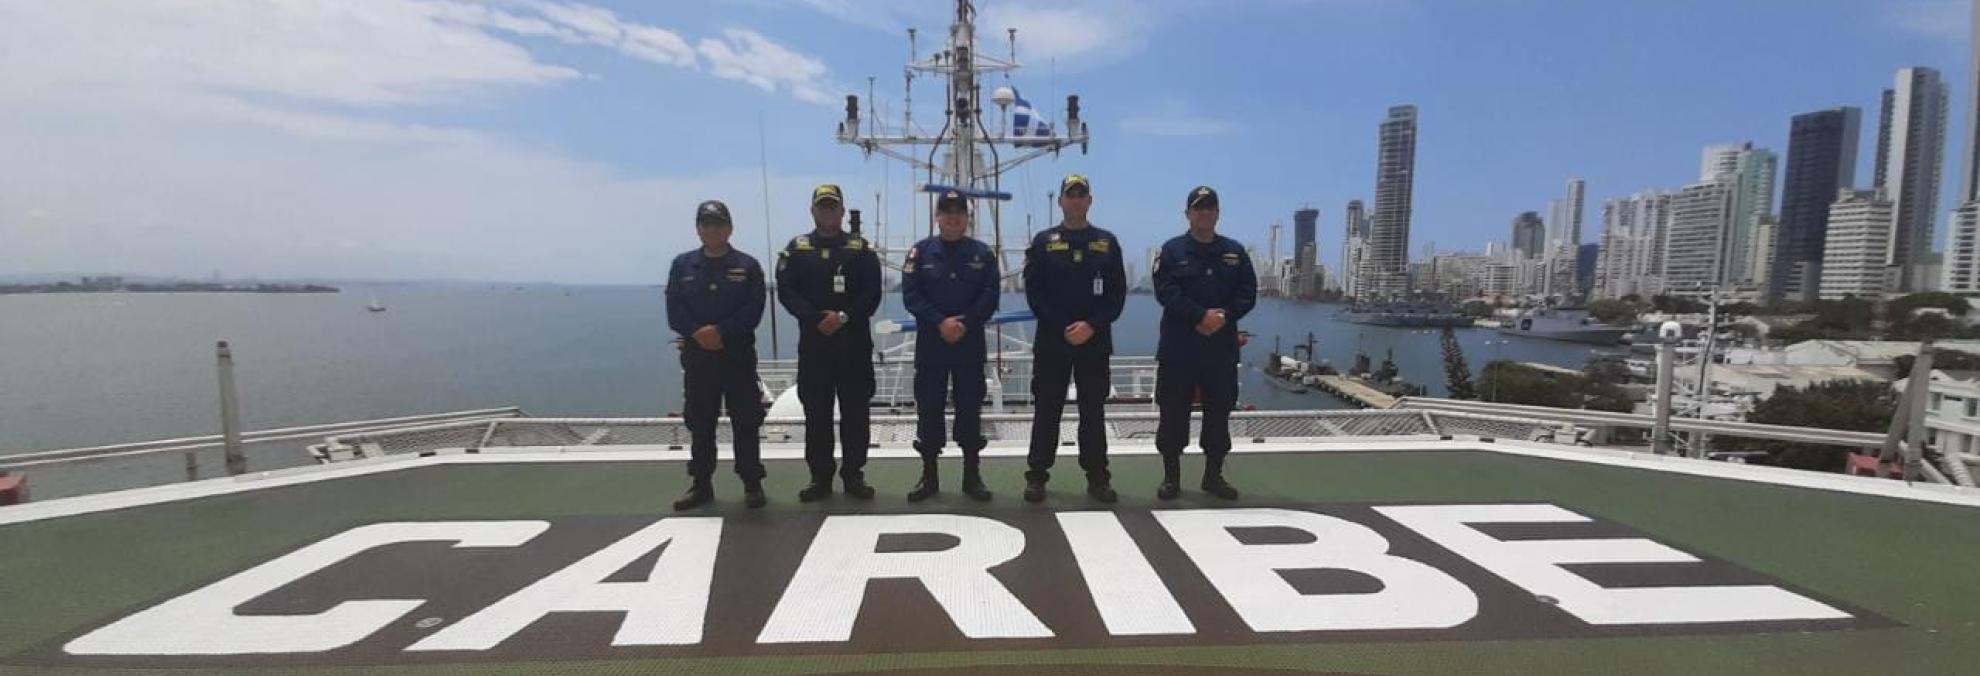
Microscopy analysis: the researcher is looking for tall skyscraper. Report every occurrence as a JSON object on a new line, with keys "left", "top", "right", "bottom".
{"left": 1366, "top": 105, "right": 1419, "bottom": 298}
{"left": 1945, "top": 7, "right": 1980, "bottom": 295}
{"left": 1698, "top": 143, "right": 1778, "bottom": 286}
{"left": 1560, "top": 179, "right": 1586, "bottom": 247}
{"left": 1510, "top": 211, "right": 1545, "bottom": 259}
{"left": 1293, "top": 207, "right": 1319, "bottom": 282}
{"left": 1341, "top": 200, "right": 1366, "bottom": 298}
{"left": 1593, "top": 190, "right": 1671, "bottom": 299}
{"left": 1875, "top": 66, "right": 1950, "bottom": 292}
{"left": 1771, "top": 107, "right": 1862, "bottom": 303}
{"left": 1820, "top": 189, "right": 1897, "bottom": 300}
{"left": 1663, "top": 178, "right": 1739, "bottom": 297}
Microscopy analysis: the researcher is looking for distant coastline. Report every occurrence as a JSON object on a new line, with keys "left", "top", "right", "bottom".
{"left": 0, "top": 276, "right": 338, "bottom": 295}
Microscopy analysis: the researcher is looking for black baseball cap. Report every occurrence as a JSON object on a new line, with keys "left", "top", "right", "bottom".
{"left": 935, "top": 189, "right": 968, "bottom": 213}
{"left": 1186, "top": 185, "right": 1219, "bottom": 209}
{"left": 811, "top": 184, "right": 844, "bottom": 207}
{"left": 695, "top": 200, "right": 732, "bottom": 225}
{"left": 1060, "top": 174, "right": 1091, "bottom": 196}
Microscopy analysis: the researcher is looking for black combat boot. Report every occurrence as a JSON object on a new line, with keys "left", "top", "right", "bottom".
{"left": 1086, "top": 476, "right": 1119, "bottom": 503}
{"left": 1156, "top": 455, "right": 1182, "bottom": 501}
{"left": 961, "top": 461, "right": 993, "bottom": 502}
{"left": 743, "top": 479, "right": 768, "bottom": 508}
{"left": 672, "top": 478, "right": 714, "bottom": 511}
{"left": 907, "top": 459, "right": 940, "bottom": 502}
{"left": 798, "top": 479, "right": 833, "bottom": 502}
{"left": 841, "top": 473, "right": 876, "bottom": 500}
{"left": 1201, "top": 455, "right": 1238, "bottom": 500}
{"left": 1022, "top": 470, "right": 1048, "bottom": 503}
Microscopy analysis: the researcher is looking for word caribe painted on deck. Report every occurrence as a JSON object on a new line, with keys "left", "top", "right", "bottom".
{"left": 31, "top": 503, "right": 1884, "bottom": 667}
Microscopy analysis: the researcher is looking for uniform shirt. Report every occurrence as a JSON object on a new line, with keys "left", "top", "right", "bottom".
{"left": 775, "top": 229, "right": 883, "bottom": 354}
{"left": 1152, "top": 233, "right": 1257, "bottom": 362}
{"left": 901, "top": 235, "right": 1000, "bottom": 365}
{"left": 665, "top": 248, "right": 766, "bottom": 350}
{"left": 1022, "top": 222, "right": 1127, "bottom": 351}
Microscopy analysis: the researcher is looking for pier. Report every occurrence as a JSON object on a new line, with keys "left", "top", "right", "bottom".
{"left": 1312, "top": 374, "right": 1400, "bottom": 409}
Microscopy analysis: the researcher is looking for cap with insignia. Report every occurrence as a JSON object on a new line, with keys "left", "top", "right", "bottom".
{"left": 695, "top": 200, "right": 733, "bottom": 225}
{"left": 811, "top": 184, "right": 844, "bottom": 207}
{"left": 1060, "top": 174, "right": 1091, "bottom": 196}
{"left": 935, "top": 189, "right": 968, "bottom": 213}
{"left": 1186, "top": 186, "right": 1218, "bottom": 210}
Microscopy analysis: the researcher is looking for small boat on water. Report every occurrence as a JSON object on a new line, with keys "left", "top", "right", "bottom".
{"left": 366, "top": 297, "right": 387, "bottom": 313}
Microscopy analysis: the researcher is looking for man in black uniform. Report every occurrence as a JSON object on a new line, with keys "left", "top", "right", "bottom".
{"left": 776, "top": 184, "right": 883, "bottom": 501}
{"left": 901, "top": 189, "right": 1000, "bottom": 501}
{"left": 1151, "top": 186, "right": 1256, "bottom": 501}
{"left": 1021, "top": 174, "right": 1126, "bottom": 503}
{"left": 664, "top": 200, "right": 769, "bottom": 510}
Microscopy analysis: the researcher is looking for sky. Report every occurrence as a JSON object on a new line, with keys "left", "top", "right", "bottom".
{"left": 0, "top": 0, "right": 1973, "bottom": 284}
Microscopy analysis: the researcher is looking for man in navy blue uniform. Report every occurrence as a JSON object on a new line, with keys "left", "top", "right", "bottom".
{"left": 665, "top": 199, "right": 769, "bottom": 511}
{"left": 776, "top": 184, "right": 883, "bottom": 502}
{"left": 1021, "top": 174, "right": 1126, "bottom": 503}
{"left": 1151, "top": 186, "right": 1255, "bottom": 501}
{"left": 901, "top": 189, "right": 1000, "bottom": 501}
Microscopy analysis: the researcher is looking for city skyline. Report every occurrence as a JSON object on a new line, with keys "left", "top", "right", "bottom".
{"left": 0, "top": 1, "right": 1973, "bottom": 284}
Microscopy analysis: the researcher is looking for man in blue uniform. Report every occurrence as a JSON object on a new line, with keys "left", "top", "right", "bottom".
{"left": 776, "top": 184, "right": 883, "bottom": 502}
{"left": 1151, "top": 186, "right": 1255, "bottom": 501}
{"left": 665, "top": 200, "right": 769, "bottom": 511}
{"left": 1021, "top": 174, "right": 1126, "bottom": 503}
{"left": 901, "top": 189, "right": 1000, "bottom": 501}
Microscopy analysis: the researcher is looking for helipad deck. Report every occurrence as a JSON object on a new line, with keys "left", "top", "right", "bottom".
{"left": 4, "top": 442, "right": 1978, "bottom": 675}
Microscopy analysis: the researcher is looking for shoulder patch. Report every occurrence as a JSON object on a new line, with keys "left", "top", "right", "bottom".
{"left": 907, "top": 245, "right": 919, "bottom": 259}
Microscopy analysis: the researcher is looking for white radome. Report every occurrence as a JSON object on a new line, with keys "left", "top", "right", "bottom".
{"left": 991, "top": 86, "right": 1016, "bottom": 109}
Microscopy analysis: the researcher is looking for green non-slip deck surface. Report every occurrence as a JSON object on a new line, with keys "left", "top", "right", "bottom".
{"left": 4, "top": 450, "right": 1977, "bottom": 675}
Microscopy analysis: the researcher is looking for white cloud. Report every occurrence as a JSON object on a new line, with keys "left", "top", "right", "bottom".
{"left": 698, "top": 28, "right": 837, "bottom": 104}
{"left": 0, "top": 0, "right": 847, "bottom": 282}
{"left": 794, "top": 0, "right": 1153, "bottom": 68}
{"left": 1887, "top": 0, "right": 1968, "bottom": 40}
{"left": 976, "top": 1, "right": 1152, "bottom": 67}
{"left": 1120, "top": 98, "right": 1240, "bottom": 137}
{"left": 0, "top": 0, "right": 584, "bottom": 106}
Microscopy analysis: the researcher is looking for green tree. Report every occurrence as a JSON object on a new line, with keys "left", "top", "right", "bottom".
{"left": 1742, "top": 379, "right": 1896, "bottom": 471}
{"left": 1441, "top": 327, "right": 1476, "bottom": 400}
{"left": 1891, "top": 291, "right": 1971, "bottom": 317}
{"left": 1478, "top": 361, "right": 1578, "bottom": 408}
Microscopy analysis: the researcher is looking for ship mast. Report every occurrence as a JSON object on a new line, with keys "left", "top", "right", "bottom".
{"left": 834, "top": 0, "right": 1089, "bottom": 265}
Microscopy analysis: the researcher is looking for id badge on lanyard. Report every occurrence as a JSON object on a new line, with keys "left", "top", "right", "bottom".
{"left": 1092, "top": 276, "right": 1104, "bottom": 296}
{"left": 833, "top": 274, "right": 847, "bottom": 294}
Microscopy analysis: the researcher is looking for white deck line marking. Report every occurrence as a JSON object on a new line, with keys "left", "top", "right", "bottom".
{"left": 4, "top": 438, "right": 1978, "bottom": 526}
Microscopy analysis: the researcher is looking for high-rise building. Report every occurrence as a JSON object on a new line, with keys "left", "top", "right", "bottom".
{"left": 1820, "top": 189, "right": 1897, "bottom": 300}
{"left": 1556, "top": 179, "right": 1586, "bottom": 247}
{"left": 1593, "top": 190, "right": 1672, "bottom": 300}
{"left": 1576, "top": 242, "right": 1599, "bottom": 296}
{"left": 1771, "top": 107, "right": 1862, "bottom": 303}
{"left": 1663, "top": 179, "right": 1740, "bottom": 297}
{"left": 1945, "top": 8, "right": 1980, "bottom": 296}
{"left": 1293, "top": 207, "right": 1319, "bottom": 297}
{"left": 1699, "top": 143, "right": 1778, "bottom": 286}
{"left": 1510, "top": 211, "right": 1545, "bottom": 259}
{"left": 1293, "top": 208, "right": 1318, "bottom": 273}
{"left": 1875, "top": 67, "right": 1950, "bottom": 292}
{"left": 1340, "top": 200, "right": 1365, "bottom": 296}
{"left": 1366, "top": 105, "right": 1419, "bottom": 298}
